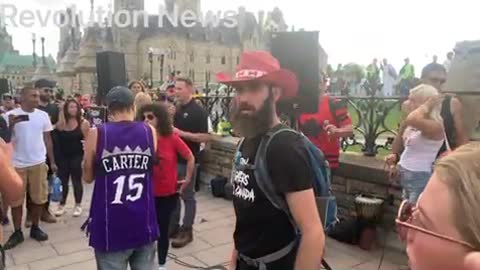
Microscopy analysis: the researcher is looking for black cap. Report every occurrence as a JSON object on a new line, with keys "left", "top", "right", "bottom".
{"left": 106, "top": 86, "right": 134, "bottom": 107}
{"left": 2, "top": 93, "right": 12, "bottom": 100}
{"left": 34, "top": 79, "right": 56, "bottom": 89}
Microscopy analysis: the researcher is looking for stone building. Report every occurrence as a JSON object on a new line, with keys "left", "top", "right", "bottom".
{"left": 56, "top": 0, "right": 290, "bottom": 95}
{"left": 0, "top": 25, "right": 55, "bottom": 91}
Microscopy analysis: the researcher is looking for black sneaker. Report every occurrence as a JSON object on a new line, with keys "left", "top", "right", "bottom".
{"left": 4, "top": 230, "right": 24, "bottom": 250}
{"left": 30, "top": 226, "right": 48, "bottom": 242}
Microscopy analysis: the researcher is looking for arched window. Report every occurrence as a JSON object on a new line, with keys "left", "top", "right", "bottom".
{"left": 190, "top": 52, "right": 194, "bottom": 63}
{"left": 221, "top": 56, "right": 226, "bottom": 65}
{"left": 236, "top": 56, "right": 240, "bottom": 65}
{"left": 206, "top": 54, "right": 211, "bottom": 64}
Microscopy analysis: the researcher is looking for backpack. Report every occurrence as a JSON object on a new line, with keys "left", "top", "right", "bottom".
{"left": 235, "top": 125, "right": 338, "bottom": 233}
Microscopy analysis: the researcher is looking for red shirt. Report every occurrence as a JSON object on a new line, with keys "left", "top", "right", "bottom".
{"left": 153, "top": 133, "right": 192, "bottom": 197}
{"left": 299, "top": 96, "right": 352, "bottom": 169}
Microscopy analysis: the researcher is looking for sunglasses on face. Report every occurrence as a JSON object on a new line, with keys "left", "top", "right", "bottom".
{"left": 427, "top": 77, "right": 446, "bottom": 85}
{"left": 143, "top": 114, "right": 155, "bottom": 121}
{"left": 396, "top": 200, "right": 475, "bottom": 249}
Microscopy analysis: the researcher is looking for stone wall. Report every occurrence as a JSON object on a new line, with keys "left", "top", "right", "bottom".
{"left": 200, "top": 136, "right": 402, "bottom": 228}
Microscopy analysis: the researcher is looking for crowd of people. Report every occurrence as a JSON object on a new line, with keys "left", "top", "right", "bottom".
{"left": 0, "top": 48, "right": 479, "bottom": 270}
{"left": 0, "top": 75, "right": 210, "bottom": 269}
{"left": 328, "top": 51, "right": 455, "bottom": 97}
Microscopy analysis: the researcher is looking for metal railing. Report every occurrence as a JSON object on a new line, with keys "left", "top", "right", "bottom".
{"left": 197, "top": 82, "right": 405, "bottom": 157}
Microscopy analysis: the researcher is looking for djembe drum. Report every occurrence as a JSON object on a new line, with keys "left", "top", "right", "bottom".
{"left": 354, "top": 195, "right": 385, "bottom": 250}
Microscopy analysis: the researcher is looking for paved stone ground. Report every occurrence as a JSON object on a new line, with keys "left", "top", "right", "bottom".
{"left": 3, "top": 184, "right": 407, "bottom": 270}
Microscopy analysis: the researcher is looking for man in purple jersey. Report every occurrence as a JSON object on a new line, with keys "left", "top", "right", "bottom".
{"left": 82, "top": 86, "right": 159, "bottom": 270}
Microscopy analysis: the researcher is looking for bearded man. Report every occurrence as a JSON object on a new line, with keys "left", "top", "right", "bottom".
{"left": 217, "top": 51, "right": 325, "bottom": 270}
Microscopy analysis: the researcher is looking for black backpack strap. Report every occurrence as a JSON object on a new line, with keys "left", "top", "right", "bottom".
{"left": 253, "top": 126, "right": 300, "bottom": 231}
{"left": 438, "top": 95, "right": 455, "bottom": 156}
{"left": 328, "top": 97, "right": 349, "bottom": 125}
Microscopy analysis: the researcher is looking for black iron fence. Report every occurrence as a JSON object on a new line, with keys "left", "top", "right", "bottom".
{"left": 196, "top": 85, "right": 234, "bottom": 131}
{"left": 197, "top": 82, "right": 405, "bottom": 157}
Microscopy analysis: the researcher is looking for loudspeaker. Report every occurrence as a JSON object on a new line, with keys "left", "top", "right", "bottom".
{"left": 96, "top": 51, "right": 127, "bottom": 105}
{"left": 0, "top": 79, "right": 9, "bottom": 95}
{"left": 270, "top": 31, "right": 320, "bottom": 114}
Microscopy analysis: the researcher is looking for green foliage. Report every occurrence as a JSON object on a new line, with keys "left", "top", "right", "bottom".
{"left": 343, "top": 63, "right": 365, "bottom": 84}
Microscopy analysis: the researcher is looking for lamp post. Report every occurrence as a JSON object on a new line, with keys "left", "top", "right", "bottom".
{"left": 159, "top": 54, "right": 165, "bottom": 86}
{"left": 32, "top": 33, "right": 37, "bottom": 68}
{"left": 148, "top": 48, "right": 153, "bottom": 88}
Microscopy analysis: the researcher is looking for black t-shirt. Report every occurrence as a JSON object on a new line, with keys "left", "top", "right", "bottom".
{"left": 0, "top": 116, "right": 11, "bottom": 143}
{"left": 173, "top": 99, "right": 208, "bottom": 161}
{"left": 232, "top": 128, "right": 314, "bottom": 258}
{"left": 38, "top": 103, "right": 59, "bottom": 125}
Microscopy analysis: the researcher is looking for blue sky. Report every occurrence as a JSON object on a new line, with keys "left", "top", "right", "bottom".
{"left": 2, "top": 0, "right": 479, "bottom": 72}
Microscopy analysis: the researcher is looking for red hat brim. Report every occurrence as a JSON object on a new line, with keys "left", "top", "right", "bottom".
{"left": 216, "top": 69, "right": 298, "bottom": 99}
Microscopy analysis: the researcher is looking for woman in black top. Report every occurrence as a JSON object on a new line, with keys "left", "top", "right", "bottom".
{"left": 54, "top": 99, "right": 89, "bottom": 217}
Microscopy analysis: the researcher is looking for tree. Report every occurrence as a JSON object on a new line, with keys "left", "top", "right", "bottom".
{"left": 343, "top": 63, "right": 365, "bottom": 84}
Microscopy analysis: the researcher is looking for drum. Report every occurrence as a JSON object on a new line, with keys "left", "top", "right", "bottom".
{"left": 354, "top": 195, "right": 384, "bottom": 224}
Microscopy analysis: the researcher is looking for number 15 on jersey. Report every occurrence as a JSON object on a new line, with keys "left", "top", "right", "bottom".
{"left": 111, "top": 173, "right": 145, "bottom": 205}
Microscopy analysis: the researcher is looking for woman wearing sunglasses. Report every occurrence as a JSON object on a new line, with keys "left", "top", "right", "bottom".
{"left": 396, "top": 143, "right": 480, "bottom": 270}
{"left": 138, "top": 103, "right": 195, "bottom": 270}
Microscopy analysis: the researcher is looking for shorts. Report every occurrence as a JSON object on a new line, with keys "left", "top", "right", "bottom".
{"left": 399, "top": 166, "right": 431, "bottom": 203}
{"left": 11, "top": 163, "right": 49, "bottom": 207}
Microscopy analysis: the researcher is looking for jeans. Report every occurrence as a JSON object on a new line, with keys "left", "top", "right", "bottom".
{"left": 95, "top": 243, "right": 156, "bottom": 270}
{"left": 155, "top": 194, "right": 178, "bottom": 265}
{"left": 58, "top": 155, "right": 83, "bottom": 205}
{"left": 171, "top": 163, "right": 197, "bottom": 229}
{"left": 399, "top": 166, "right": 432, "bottom": 203}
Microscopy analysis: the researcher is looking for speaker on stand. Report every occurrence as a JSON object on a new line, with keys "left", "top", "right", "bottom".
{"left": 0, "top": 79, "right": 9, "bottom": 96}
{"left": 96, "top": 51, "right": 127, "bottom": 106}
{"left": 270, "top": 31, "right": 320, "bottom": 128}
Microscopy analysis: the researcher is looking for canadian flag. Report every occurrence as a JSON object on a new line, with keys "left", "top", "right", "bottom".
{"left": 235, "top": 69, "right": 267, "bottom": 79}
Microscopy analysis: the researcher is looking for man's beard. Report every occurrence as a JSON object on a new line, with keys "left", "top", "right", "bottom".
{"left": 229, "top": 94, "right": 275, "bottom": 138}
{"left": 40, "top": 95, "right": 50, "bottom": 103}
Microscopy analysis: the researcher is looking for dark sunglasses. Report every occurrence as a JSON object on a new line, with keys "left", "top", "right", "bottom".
{"left": 158, "top": 95, "right": 175, "bottom": 104}
{"left": 427, "top": 77, "right": 446, "bottom": 85}
{"left": 396, "top": 199, "right": 475, "bottom": 249}
{"left": 143, "top": 114, "right": 155, "bottom": 121}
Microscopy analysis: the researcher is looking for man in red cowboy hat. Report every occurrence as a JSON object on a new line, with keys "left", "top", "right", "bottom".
{"left": 217, "top": 51, "right": 325, "bottom": 270}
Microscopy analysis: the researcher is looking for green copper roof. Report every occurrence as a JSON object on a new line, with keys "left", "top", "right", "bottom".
{"left": 0, "top": 52, "right": 56, "bottom": 71}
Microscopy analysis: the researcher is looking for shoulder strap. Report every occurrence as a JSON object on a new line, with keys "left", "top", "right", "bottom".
{"left": 441, "top": 95, "right": 455, "bottom": 147}
{"left": 328, "top": 97, "right": 347, "bottom": 125}
{"left": 254, "top": 127, "right": 299, "bottom": 216}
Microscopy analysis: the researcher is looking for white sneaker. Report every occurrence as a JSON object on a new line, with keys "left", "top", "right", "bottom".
{"left": 54, "top": 205, "right": 66, "bottom": 217}
{"left": 73, "top": 206, "right": 82, "bottom": 217}
{"left": 159, "top": 265, "right": 167, "bottom": 270}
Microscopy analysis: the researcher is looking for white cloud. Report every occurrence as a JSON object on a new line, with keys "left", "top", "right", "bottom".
{"left": 3, "top": 0, "right": 479, "bottom": 72}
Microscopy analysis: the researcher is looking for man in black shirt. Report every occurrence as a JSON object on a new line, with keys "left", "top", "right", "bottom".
{"left": 217, "top": 51, "right": 325, "bottom": 270}
{"left": 170, "top": 77, "right": 210, "bottom": 248}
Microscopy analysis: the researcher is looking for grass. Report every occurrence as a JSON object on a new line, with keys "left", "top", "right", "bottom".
{"left": 344, "top": 102, "right": 403, "bottom": 157}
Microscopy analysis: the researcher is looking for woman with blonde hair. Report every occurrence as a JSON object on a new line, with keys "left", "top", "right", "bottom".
{"left": 128, "top": 80, "right": 146, "bottom": 96}
{"left": 396, "top": 143, "right": 480, "bottom": 270}
{"left": 386, "top": 84, "right": 446, "bottom": 203}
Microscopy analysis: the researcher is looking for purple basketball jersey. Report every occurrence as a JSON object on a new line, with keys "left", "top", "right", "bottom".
{"left": 88, "top": 121, "right": 159, "bottom": 252}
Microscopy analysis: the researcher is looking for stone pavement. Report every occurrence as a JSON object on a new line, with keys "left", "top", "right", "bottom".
{"left": 3, "top": 184, "right": 407, "bottom": 270}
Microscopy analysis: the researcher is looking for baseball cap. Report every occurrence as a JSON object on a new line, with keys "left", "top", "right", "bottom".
{"left": 34, "top": 78, "right": 56, "bottom": 89}
{"left": 106, "top": 86, "right": 135, "bottom": 107}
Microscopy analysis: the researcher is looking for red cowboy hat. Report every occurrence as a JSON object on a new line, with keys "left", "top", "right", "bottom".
{"left": 216, "top": 51, "right": 298, "bottom": 98}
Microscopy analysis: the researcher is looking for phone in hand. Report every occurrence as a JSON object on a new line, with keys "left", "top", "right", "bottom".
{"left": 15, "top": 115, "right": 29, "bottom": 122}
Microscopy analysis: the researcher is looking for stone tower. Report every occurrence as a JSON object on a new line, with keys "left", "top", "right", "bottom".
{"left": 176, "top": 0, "right": 201, "bottom": 15}
{"left": 113, "top": 0, "right": 145, "bottom": 81}
{"left": 114, "top": 0, "right": 144, "bottom": 12}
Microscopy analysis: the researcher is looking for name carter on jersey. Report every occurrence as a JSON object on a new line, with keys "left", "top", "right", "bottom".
{"left": 102, "top": 154, "right": 150, "bottom": 173}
